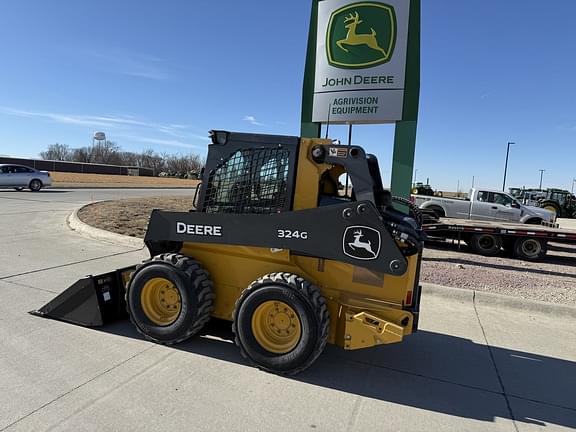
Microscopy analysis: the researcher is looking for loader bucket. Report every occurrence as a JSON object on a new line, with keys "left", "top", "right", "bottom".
{"left": 29, "top": 267, "right": 135, "bottom": 327}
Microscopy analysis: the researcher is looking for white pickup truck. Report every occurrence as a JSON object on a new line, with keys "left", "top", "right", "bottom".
{"left": 414, "top": 188, "right": 556, "bottom": 225}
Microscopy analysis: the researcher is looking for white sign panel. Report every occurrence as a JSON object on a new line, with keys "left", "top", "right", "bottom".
{"left": 313, "top": 0, "right": 410, "bottom": 124}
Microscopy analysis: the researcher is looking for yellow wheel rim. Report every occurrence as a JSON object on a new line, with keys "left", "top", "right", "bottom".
{"left": 543, "top": 205, "right": 557, "bottom": 214}
{"left": 140, "top": 277, "right": 181, "bottom": 326}
{"left": 251, "top": 301, "right": 302, "bottom": 354}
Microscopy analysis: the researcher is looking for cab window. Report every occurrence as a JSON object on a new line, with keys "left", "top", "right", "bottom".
{"left": 490, "top": 192, "right": 513, "bottom": 206}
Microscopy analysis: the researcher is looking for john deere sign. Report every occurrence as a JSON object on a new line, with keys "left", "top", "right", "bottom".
{"left": 313, "top": 0, "right": 410, "bottom": 124}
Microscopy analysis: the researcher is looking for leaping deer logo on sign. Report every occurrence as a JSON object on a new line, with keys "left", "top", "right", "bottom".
{"left": 326, "top": 2, "right": 397, "bottom": 69}
{"left": 337, "top": 12, "right": 388, "bottom": 59}
{"left": 343, "top": 226, "right": 381, "bottom": 260}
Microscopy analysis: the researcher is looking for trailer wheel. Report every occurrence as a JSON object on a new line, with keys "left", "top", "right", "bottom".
{"left": 126, "top": 254, "right": 214, "bottom": 345}
{"left": 469, "top": 234, "right": 502, "bottom": 256}
{"left": 233, "top": 273, "right": 329, "bottom": 375}
{"left": 514, "top": 238, "right": 547, "bottom": 261}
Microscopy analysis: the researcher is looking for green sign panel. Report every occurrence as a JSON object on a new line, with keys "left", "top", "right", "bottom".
{"left": 326, "top": 2, "right": 397, "bottom": 69}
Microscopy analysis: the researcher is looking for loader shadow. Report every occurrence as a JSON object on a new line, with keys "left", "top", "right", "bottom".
{"left": 101, "top": 319, "right": 576, "bottom": 429}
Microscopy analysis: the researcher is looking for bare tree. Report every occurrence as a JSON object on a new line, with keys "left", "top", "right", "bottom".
{"left": 138, "top": 149, "right": 164, "bottom": 175}
{"left": 91, "top": 140, "right": 121, "bottom": 164}
{"left": 165, "top": 152, "right": 203, "bottom": 177}
{"left": 39, "top": 143, "right": 71, "bottom": 161}
{"left": 71, "top": 147, "right": 92, "bottom": 163}
{"left": 40, "top": 140, "right": 202, "bottom": 177}
{"left": 119, "top": 151, "right": 139, "bottom": 167}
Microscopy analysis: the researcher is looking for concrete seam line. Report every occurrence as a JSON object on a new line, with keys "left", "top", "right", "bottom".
{"left": 422, "top": 283, "right": 576, "bottom": 318}
{"left": 67, "top": 207, "right": 145, "bottom": 250}
{"left": 0, "top": 250, "right": 142, "bottom": 281}
{"left": 472, "top": 291, "right": 520, "bottom": 432}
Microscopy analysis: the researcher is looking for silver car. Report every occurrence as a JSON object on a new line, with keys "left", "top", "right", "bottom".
{"left": 0, "top": 164, "right": 53, "bottom": 191}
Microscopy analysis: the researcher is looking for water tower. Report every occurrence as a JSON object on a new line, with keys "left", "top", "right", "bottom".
{"left": 93, "top": 131, "right": 106, "bottom": 147}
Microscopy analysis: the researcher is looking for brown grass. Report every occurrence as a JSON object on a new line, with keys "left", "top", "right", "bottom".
{"left": 77, "top": 196, "right": 193, "bottom": 238}
{"left": 51, "top": 172, "right": 200, "bottom": 188}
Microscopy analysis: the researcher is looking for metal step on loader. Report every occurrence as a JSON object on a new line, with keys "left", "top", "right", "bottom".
{"left": 31, "top": 130, "right": 425, "bottom": 375}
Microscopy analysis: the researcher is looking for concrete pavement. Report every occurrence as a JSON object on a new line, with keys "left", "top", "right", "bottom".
{"left": 0, "top": 189, "right": 575, "bottom": 431}
{"left": 558, "top": 218, "right": 576, "bottom": 230}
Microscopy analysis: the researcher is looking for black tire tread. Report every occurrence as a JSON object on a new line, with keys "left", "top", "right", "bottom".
{"left": 29, "top": 179, "right": 43, "bottom": 192}
{"left": 540, "top": 200, "right": 560, "bottom": 213}
{"left": 232, "top": 272, "right": 329, "bottom": 375}
{"left": 127, "top": 253, "right": 214, "bottom": 345}
{"left": 469, "top": 234, "right": 502, "bottom": 257}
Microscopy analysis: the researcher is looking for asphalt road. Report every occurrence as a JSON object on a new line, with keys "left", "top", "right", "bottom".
{"left": 0, "top": 188, "right": 575, "bottom": 431}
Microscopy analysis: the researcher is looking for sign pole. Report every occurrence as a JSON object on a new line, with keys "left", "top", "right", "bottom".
{"left": 301, "top": 0, "right": 321, "bottom": 138}
{"left": 390, "top": 0, "right": 420, "bottom": 199}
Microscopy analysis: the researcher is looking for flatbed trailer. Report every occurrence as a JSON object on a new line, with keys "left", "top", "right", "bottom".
{"left": 422, "top": 217, "right": 576, "bottom": 260}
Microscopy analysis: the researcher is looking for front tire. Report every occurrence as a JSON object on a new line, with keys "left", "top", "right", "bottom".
{"left": 126, "top": 253, "right": 214, "bottom": 345}
{"left": 29, "top": 179, "right": 42, "bottom": 192}
{"left": 233, "top": 273, "right": 329, "bottom": 375}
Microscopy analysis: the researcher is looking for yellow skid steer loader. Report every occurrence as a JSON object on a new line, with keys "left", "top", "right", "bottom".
{"left": 32, "top": 131, "right": 425, "bottom": 375}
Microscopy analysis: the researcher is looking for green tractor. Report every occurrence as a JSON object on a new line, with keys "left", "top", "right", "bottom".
{"left": 538, "top": 189, "right": 576, "bottom": 218}
{"left": 411, "top": 182, "right": 435, "bottom": 196}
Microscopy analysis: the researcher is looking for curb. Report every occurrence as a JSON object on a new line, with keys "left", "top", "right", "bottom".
{"left": 67, "top": 208, "right": 145, "bottom": 249}
{"left": 422, "top": 283, "right": 576, "bottom": 319}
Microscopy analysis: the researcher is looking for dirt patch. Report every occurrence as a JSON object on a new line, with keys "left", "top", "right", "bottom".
{"left": 51, "top": 172, "right": 200, "bottom": 188}
{"left": 78, "top": 197, "right": 576, "bottom": 305}
{"left": 77, "top": 197, "right": 193, "bottom": 238}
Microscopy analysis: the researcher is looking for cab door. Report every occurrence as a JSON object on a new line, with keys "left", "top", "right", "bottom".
{"left": 489, "top": 192, "right": 522, "bottom": 222}
{"left": 13, "top": 166, "right": 33, "bottom": 186}
{"left": 0, "top": 166, "right": 15, "bottom": 186}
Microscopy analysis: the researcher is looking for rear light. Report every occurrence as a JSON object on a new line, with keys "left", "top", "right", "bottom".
{"left": 405, "top": 290, "right": 413, "bottom": 306}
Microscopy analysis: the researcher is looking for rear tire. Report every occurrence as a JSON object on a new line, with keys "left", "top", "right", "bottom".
{"left": 540, "top": 201, "right": 560, "bottom": 215}
{"left": 126, "top": 253, "right": 214, "bottom": 345}
{"left": 514, "top": 238, "right": 547, "bottom": 261}
{"left": 469, "top": 234, "right": 502, "bottom": 257}
{"left": 29, "top": 179, "right": 42, "bottom": 192}
{"left": 14, "top": 187, "right": 24, "bottom": 191}
{"left": 233, "top": 272, "right": 329, "bottom": 375}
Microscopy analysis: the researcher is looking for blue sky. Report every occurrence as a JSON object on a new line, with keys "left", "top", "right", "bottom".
{"left": 0, "top": 0, "right": 575, "bottom": 192}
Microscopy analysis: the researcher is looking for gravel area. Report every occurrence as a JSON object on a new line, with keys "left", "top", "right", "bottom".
{"left": 422, "top": 241, "right": 576, "bottom": 305}
{"left": 78, "top": 197, "right": 576, "bottom": 306}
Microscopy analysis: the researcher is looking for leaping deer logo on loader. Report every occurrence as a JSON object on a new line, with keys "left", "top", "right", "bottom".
{"left": 347, "top": 229, "right": 377, "bottom": 258}
{"left": 336, "top": 12, "right": 388, "bottom": 58}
